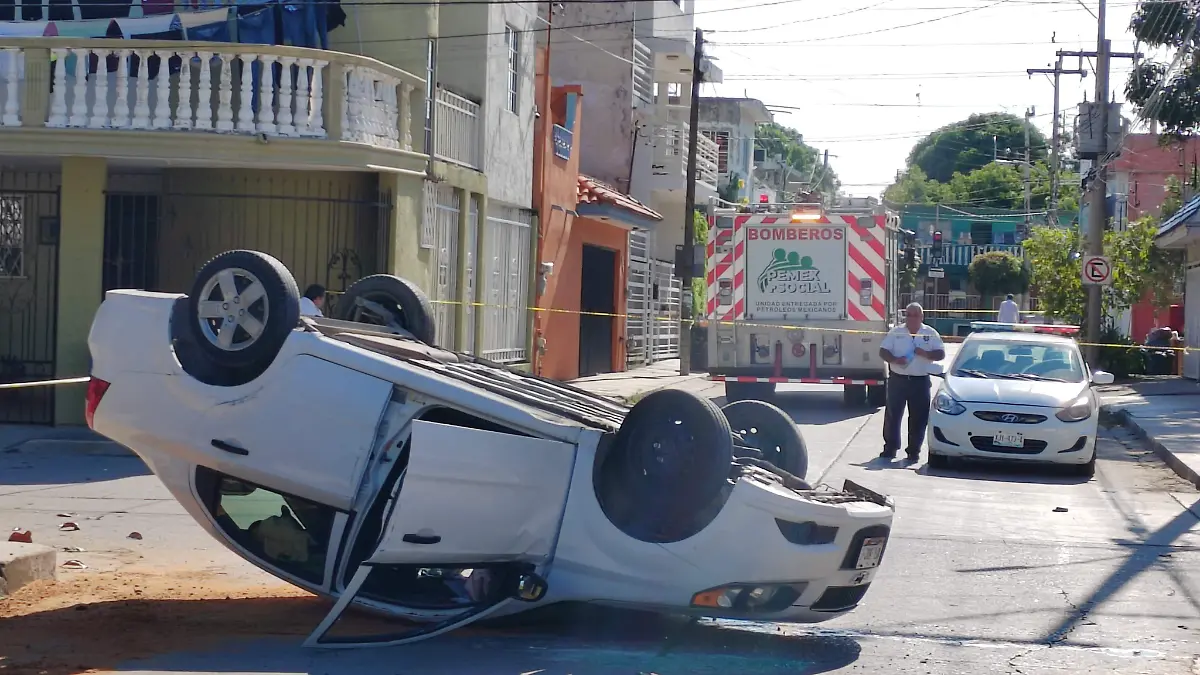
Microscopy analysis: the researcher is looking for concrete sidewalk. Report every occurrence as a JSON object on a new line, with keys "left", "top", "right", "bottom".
{"left": 1099, "top": 377, "right": 1200, "bottom": 487}
{"left": 569, "top": 359, "right": 710, "bottom": 403}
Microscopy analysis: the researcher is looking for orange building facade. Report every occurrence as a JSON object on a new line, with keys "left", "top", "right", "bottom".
{"left": 532, "top": 48, "right": 663, "bottom": 381}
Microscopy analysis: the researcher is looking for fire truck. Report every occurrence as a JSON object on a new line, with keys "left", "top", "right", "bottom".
{"left": 704, "top": 199, "right": 902, "bottom": 406}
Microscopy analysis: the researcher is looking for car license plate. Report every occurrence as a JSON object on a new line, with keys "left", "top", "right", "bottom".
{"left": 993, "top": 430, "right": 1024, "bottom": 448}
{"left": 856, "top": 537, "right": 886, "bottom": 570}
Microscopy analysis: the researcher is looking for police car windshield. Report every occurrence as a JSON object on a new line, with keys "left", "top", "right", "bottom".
{"left": 951, "top": 339, "right": 1085, "bottom": 383}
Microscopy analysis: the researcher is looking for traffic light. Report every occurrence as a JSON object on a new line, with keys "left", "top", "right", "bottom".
{"left": 932, "top": 230, "right": 943, "bottom": 254}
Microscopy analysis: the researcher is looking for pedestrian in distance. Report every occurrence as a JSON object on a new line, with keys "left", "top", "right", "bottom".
{"left": 879, "top": 302, "right": 946, "bottom": 463}
{"left": 998, "top": 293, "right": 1020, "bottom": 325}
{"left": 300, "top": 284, "right": 326, "bottom": 317}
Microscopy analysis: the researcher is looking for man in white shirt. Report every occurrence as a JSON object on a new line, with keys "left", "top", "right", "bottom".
{"left": 997, "top": 294, "right": 1020, "bottom": 325}
{"left": 299, "top": 284, "right": 326, "bottom": 318}
{"left": 879, "top": 302, "right": 946, "bottom": 462}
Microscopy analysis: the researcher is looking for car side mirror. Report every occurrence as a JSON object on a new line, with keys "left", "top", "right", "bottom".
{"left": 1091, "top": 370, "right": 1115, "bottom": 385}
{"left": 927, "top": 362, "right": 946, "bottom": 377}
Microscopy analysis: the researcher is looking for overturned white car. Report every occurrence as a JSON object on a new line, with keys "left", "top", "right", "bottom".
{"left": 85, "top": 250, "right": 895, "bottom": 647}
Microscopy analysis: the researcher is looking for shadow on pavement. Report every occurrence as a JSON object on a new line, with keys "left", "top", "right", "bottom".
{"left": 916, "top": 460, "right": 1092, "bottom": 486}
{"left": 0, "top": 447, "right": 150, "bottom": 486}
{"left": 4, "top": 593, "right": 861, "bottom": 675}
{"left": 713, "top": 389, "right": 880, "bottom": 426}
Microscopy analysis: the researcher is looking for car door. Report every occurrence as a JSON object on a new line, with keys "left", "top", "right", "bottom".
{"left": 305, "top": 417, "right": 578, "bottom": 648}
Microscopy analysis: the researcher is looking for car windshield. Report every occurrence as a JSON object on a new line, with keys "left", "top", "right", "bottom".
{"left": 951, "top": 339, "right": 1085, "bottom": 383}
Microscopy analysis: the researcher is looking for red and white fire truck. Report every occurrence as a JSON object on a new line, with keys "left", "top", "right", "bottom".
{"left": 704, "top": 200, "right": 902, "bottom": 406}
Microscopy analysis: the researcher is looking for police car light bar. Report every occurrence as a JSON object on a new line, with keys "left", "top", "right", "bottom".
{"left": 969, "top": 321, "right": 1081, "bottom": 336}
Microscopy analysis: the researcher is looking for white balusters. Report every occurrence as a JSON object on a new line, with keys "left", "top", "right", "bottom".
{"left": 130, "top": 49, "right": 150, "bottom": 129}
{"left": 236, "top": 54, "right": 254, "bottom": 132}
{"left": 310, "top": 61, "right": 325, "bottom": 137}
{"left": 2, "top": 48, "right": 20, "bottom": 127}
{"left": 212, "top": 53, "right": 230, "bottom": 132}
{"left": 277, "top": 56, "right": 296, "bottom": 136}
{"left": 294, "top": 58, "right": 311, "bottom": 136}
{"left": 48, "top": 48, "right": 68, "bottom": 127}
{"left": 174, "top": 51, "right": 193, "bottom": 130}
{"left": 382, "top": 79, "right": 399, "bottom": 149}
{"left": 112, "top": 50, "right": 130, "bottom": 128}
{"left": 255, "top": 54, "right": 276, "bottom": 134}
{"left": 152, "top": 50, "right": 172, "bottom": 129}
{"left": 87, "top": 48, "right": 109, "bottom": 128}
{"left": 340, "top": 68, "right": 352, "bottom": 141}
{"left": 67, "top": 48, "right": 86, "bottom": 127}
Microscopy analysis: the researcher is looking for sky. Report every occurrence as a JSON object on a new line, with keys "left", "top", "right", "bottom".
{"left": 692, "top": 0, "right": 1143, "bottom": 197}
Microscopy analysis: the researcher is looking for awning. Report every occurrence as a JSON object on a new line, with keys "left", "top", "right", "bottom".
{"left": 576, "top": 175, "right": 663, "bottom": 232}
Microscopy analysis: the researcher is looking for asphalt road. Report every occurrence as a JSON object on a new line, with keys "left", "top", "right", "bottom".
{"left": 4, "top": 361, "right": 1199, "bottom": 675}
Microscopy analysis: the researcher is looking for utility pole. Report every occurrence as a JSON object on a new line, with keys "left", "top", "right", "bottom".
{"left": 678, "top": 28, "right": 703, "bottom": 376}
{"left": 1023, "top": 106, "right": 1033, "bottom": 218}
{"left": 1028, "top": 55, "right": 1088, "bottom": 224}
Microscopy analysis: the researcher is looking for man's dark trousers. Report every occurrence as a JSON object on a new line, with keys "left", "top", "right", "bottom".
{"left": 882, "top": 373, "right": 932, "bottom": 459}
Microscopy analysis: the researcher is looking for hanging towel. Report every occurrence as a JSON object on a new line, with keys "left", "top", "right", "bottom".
{"left": 115, "top": 10, "right": 179, "bottom": 35}
{"left": 42, "top": 21, "right": 56, "bottom": 34}
{"left": 234, "top": 4, "right": 273, "bottom": 45}
{"left": 51, "top": 16, "right": 115, "bottom": 36}
{"left": 184, "top": 16, "right": 228, "bottom": 41}
{"left": 0, "top": 19, "right": 50, "bottom": 34}
{"left": 77, "top": 0, "right": 133, "bottom": 20}
{"left": 139, "top": 0, "right": 175, "bottom": 14}
{"left": 177, "top": 4, "right": 225, "bottom": 27}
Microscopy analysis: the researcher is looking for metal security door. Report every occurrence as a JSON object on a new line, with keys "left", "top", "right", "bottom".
{"left": 625, "top": 230, "right": 650, "bottom": 367}
{"left": 424, "top": 181, "right": 460, "bottom": 348}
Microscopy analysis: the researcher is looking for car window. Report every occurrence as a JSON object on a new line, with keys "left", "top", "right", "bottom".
{"left": 196, "top": 468, "right": 335, "bottom": 585}
{"left": 951, "top": 339, "right": 1085, "bottom": 382}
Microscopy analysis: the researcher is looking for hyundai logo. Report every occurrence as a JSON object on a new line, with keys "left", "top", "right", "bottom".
{"left": 1001, "top": 413, "right": 1019, "bottom": 423}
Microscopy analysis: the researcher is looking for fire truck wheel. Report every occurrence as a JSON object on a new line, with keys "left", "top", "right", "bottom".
{"left": 724, "top": 381, "right": 775, "bottom": 403}
{"left": 867, "top": 383, "right": 887, "bottom": 407}
{"left": 843, "top": 384, "right": 867, "bottom": 407}
{"left": 720, "top": 400, "right": 808, "bottom": 479}
{"left": 597, "top": 389, "right": 734, "bottom": 543}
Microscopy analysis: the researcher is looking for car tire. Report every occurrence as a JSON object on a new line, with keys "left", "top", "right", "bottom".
{"left": 720, "top": 400, "right": 808, "bottom": 479}
{"left": 185, "top": 250, "right": 300, "bottom": 376}
{"left": 1075, "top": 454, "right": 1096, "bottom": 478}
{"left": 867, "top": 383, "right": 887, "bottom": 407}
{"left": 843, "top": 384, "right": 867, "bottom": 407}
{"left": 927, "top": 452, "right": 950, "bottom": 470}
{"left": 333, "top": 274, "right": 437, "bottom": 346}
{"left": 724, "top": 380, "right": 774, "bottom": 403}
{"left": 598, "top": 389, "right": 734, "bottom": 543}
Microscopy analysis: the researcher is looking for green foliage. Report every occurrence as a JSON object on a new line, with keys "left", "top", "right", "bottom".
{"left": 1125, "top": 1, "right": 1200, "bottom": 136}
{"left": 692, "top": 209, "right": 708, "bottom": 318}
{"left": 968, "top": 251, "right": 1029, "bottom": 298}
{"left": 754, "top": 123, "right": 840, "bottom": 195}
{"left": 885, "top": 161, "right": 1079, "bottom": 212}
{"left": 1096, "top": 325, "right": 1146, "bottom": 379}
{"left": 1161, "top": 175, "right": 1184, "bottom": 219}
{"left": 1024, "top": 216, "right": 1186, "bottom": 325}
{"left": 907, "top": 113, "right": 1049, "bottom": 183}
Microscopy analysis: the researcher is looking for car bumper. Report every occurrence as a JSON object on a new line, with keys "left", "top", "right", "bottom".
{"left": 927, "top": 405, "right": 1097, "bottom": 464}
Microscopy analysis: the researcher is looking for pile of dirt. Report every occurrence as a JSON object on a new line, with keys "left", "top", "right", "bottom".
{"left": 0, "top": 569, "right": 324, "bottom": 675}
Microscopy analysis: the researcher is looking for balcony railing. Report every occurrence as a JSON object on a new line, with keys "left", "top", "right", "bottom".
{"left": 917, "top": 243, "right": 1023, "bottom": 267}
{"left": 0, "top": 38, "right": 424, "bottom": 152}
{"left": 694, "top": 131, "right": 718, "bottom": 189}
{"left": 632, "top": 39, "right": 653, "bottom": 106}
{"left": 432, "top": 86, "right": 481, "bottom": 170}
{"left": 648, "top": 121, "right": 719, "bottom": 192}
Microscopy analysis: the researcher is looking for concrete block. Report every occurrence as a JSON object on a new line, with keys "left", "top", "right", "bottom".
{"left": 0, "top": 541, "right": 56, "bottom": 597}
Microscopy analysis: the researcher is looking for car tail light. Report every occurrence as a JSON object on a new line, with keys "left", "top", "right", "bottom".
{"left": 85, "top": 377, "right": 111, "bottom": 429}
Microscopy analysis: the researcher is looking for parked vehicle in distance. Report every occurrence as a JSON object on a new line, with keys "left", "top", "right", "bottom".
{"left": 85, "top": 249, "right": 896, "bottom": 647}
{"left": 925, "top": 322, "right": 1114, "bottom": 477}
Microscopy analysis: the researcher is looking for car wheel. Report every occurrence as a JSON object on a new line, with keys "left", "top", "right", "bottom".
{"left": 724, "top": 380, "right": 774, "bottom": 403}
{"left": 598, "top": 389, "right": 734, "bottom": 543}
{"left": 843, "top": 384, "right": 867, "bottom": 407}
{"left": 1075, "top": 454, "right": 1096, "bottom": 478}
{"left": 720, "top": 400, "right": 808, "bottom": 479}
{"left": 927, "top": 452, "right": 950, "bottom": 470}
{"left": 867, "top": 383, "right": 887, "bottom": 407}
{"left": 333, "top": 274, "right": 437, "bottom": 346}
{"left": 186, "top": 250, "right": 300, "bottom": 374}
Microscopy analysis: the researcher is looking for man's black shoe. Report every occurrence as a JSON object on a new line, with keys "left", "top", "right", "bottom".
{"left": 905, "top": 452, "right": 920, "bottom": 463}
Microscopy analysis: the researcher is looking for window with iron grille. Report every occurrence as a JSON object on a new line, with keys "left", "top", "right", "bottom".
{"left": 505, "top": 25, "right": 519, "bottom": 113}
{"left": 702, "top": 130, "right": 730, "bottom": 173}
{"left": 0, "top": 196, "right": 24, "bottom": 278}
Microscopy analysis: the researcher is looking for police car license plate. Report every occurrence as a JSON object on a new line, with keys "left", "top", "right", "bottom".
{"left": 993, "top": 431, "right": 1024, "bottom": 448}
{"left": 855, "top": 537, "right": 886, "bottom": 570}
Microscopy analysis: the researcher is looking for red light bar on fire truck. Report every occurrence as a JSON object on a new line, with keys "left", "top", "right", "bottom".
{"left": 970, "top": 321, "right": 1080, "bottom": 336}
{"left": 789, "top": 204, "right": 824, "bottom": 222}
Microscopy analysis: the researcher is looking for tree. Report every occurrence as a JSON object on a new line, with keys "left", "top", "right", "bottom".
{"left": 691, "top": 209, "right": 708, "bottom": 318}
{"left": 907, "top": 113, "right": 1049, "bottom": 183}
{"left": 885, "top": 160, "right": 1079, "bottom": 212}
{"left": 755, "top": 123, "right": 840, "bottom": 195}
{"left": 1025, "top": 218, "right": 1185, "bottom": 325}
{"left": 1161, "top": 175, "right": 1184, "bottom": 219}
{"left": 968, "top": 251, "right": 1029, "bottom": 302}
{"left": 1125, "top": 1, "right": 1200, "bottom": 136}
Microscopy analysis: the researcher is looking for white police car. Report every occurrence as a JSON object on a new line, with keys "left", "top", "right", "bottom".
{"left": 925, "top": 322, "right": 1114, "bottom": 477}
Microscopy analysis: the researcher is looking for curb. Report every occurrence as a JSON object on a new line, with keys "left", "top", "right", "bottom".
{"left": 1104, "top": 405, "right": 1200, "bottom": 488}
{"left": 0, "top": 541, "right": 56, "bottom": 598}
{"left": 616, "top": 373, "right": 709, "bottom": 404}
